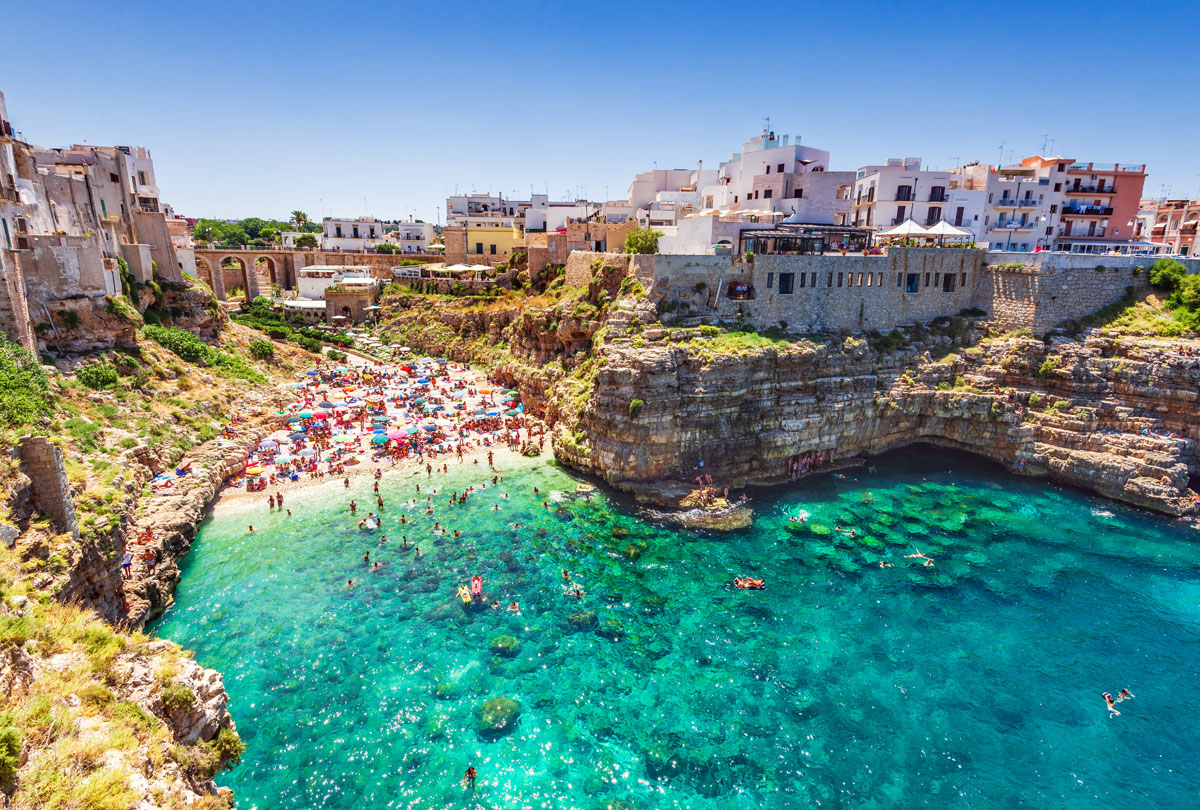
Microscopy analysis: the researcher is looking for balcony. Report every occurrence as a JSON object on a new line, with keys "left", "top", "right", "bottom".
{"left": 995, "top": 197, "right": 1039, "bottom": 209}
{"left": 1065, "top": 186, "right": 1116, "bottom": 195}
{"left": 1061, "top": 206, "right": 1113, "bottom": 217}
{"left": 993, "top": 220, "right": 1035, "bottom": 231}
{"left": 1061, "top": 229, "right": 1107, "bottom": 239}
{"left": 928, "top": 193, "right": 948, "bottom": 203}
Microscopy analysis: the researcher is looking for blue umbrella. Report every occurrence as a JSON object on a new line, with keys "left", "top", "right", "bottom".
{"left": 372, "top": 427, "right": 386, "bottom": 433}
{"left": 289, "top": 431, "right": 306, "bottom": 440}
{"left": 423, "top": 425, "right": 436, "bottom": 431}
{"left": 486, "top": 411, "right": 499, "bottom": 417}
{"left": 371, "top": 434, "right": 389, "bottom": 444}
{"left": 305, "top": 370, "right": 319, "bottom": 376}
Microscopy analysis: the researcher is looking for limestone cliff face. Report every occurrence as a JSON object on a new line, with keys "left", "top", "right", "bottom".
{"left": 557, "top": 327, "right": 1198, "bottom": 515}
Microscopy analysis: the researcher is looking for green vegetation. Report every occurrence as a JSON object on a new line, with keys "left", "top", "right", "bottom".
{"left": 76, "top": 363, "right": 119, "bottom": 390}
{"left": 294, "top": 233, "right": 319, "bottom": 250}
{"left": 193, "top": 216, "right": 313, "bottom": 247}
{"left": 629, "top": 398, "right": 644, "bottom": 417}
{"left": 248, "top": 340, "right": 274, "bottom": 360}
{"left": 0, "top": 336, "right": 54, "bottom": 428}
{"left": 231, "top": 297, "right": 355, "bottom": 349}
{"left": 623, "top": 228, "right": 663, "bottom": 255}
{"left": 142, "top": 325, "right": 265, "bottom": 384}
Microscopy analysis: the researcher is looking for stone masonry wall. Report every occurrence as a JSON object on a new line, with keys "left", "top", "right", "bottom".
{"left": 17, "top": 435, "right": 78, "bottom": 539}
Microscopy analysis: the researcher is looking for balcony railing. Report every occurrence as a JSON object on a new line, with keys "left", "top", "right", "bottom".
{"left": 1061, "top": 206, "right": 1113, "bottom": 217}
{"left": 1061, "top": 229, "right": 1107, "bottom": 239}
{"left": 993, "top": 221, "right": 1034, "bottom": 231}
{"left": 1065, "top": 186, "right": 1116, "bottom": 195}
{"left": 994, "top": 197, "right": 1039, "bottom": 208}
{"left": 928, "top": 193, "right": 947, "bottom": 203}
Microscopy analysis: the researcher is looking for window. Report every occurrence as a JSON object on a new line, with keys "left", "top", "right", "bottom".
{"left": 1050, "top": 204, "right": 1057, "bottom": 213}
{"left": 960, "top": 272, "right": 967, "bottom": 286}
{"left": 799, "top": 273, "right": 806, "bottom": 288}
{"left": 766, "top": 272, "right": 774, "bottom": 289}
{"left": 369, "top": 228, "right": 376, "bottom": 238}
{"left": 906, "top": 273, "right": 920, "bottom": 293}
{"left": 1054, "top": 183, "right": 1062, "bottom": 192}
{"left": 924, "top": 272, "right": 931, "bottom": 287}
{"left": 934, "top": 273, "right": 940, "bottom": 286}
{"left": 763, "top": 189, "right": 772, "bottom": 199}
{"left": 793, "top": 189, "right": 803, "bottom": 198}
{"left": 352, "top": 226, "right": 360, "bottom": 238}
{"left": 778, "top": 273, "right": 795, "bottom": 294}
{"left": 896, "top": 185, "right": 912, "bottom": 202}
{"left": 1046, "top": 227, "right": 1053, "bottom": 236}
{"left": 765, "top": 166, "right": 770, "bottom": 174}
{"left": 837, "top": 272, "right": 843, "bottom": 287}
{"left": 897, "top": 205, "right": 906, "bottom": 222}
{"left": 810, "top": 273, "right": 817, "bottom": 288}
{"left": 942, "top": 274, "right": 957, "bottom": 292}
{"left": 138, "top": 171, "right": 147, "bottom": 185}
{"left": 336, "top": 226, "right": 343, "bottom": 238}
{"left": 490, "top": 244, "right": 497, "bottom": 255}
{"left": 827, "top": 272, "right": 834, "bottom": 287}
{"left": 777, "top": 163, "right": 785, "bottom": 173}
{"left": 109, "top": 172, "right": 119, "bottom": 183}
{"left": 475, "top": 242, "right": 483, "bottom": 254}
{"left": 877, "top": 273, "right": 883, "bottom": 287}
{"left": 857, "top": 272, "right": 864, "bottom": 286}
{"left": 866, "top": 272, "right": 873, "bottom": 286}
{"left": 734, "top": 196, "right": 738, "bottom": 203}
{"left": 897, "top": 272, "right": 903, "bottom": 288}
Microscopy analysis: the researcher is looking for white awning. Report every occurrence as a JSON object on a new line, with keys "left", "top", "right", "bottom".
{"left": 878, "top": 219, "right": 931, "bottom": 237}
{"left": 924, "top": 220, "right": 973, "bottom": 237}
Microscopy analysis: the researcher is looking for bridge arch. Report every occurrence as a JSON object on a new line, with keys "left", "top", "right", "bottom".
{"left": 217, "top": 255, "right": 259, "bottom": 302}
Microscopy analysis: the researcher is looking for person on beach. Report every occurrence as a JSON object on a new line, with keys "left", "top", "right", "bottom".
{"left": 122, "top": 551, "right": 133, "bottom": 577}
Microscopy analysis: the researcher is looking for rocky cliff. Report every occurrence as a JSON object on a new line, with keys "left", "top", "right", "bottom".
{"left": 556, "top": 323, "right": 1199, "bottom": 516}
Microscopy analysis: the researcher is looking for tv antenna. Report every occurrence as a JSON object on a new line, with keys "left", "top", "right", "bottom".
{"left": 996, "top": 141, "right": 1006, "bottom": 166}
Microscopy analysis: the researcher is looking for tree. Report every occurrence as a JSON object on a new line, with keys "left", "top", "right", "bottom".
{"left": 295, "top": 233, "right": 319, "bottom": 250}
{"left": 623, "top": 227, "right": 663, "bottom": 255}
{"left": 240, "top": 217, "right": 269, "bottom": 240}
{"left": 291, "top": 210, "right": 310, "bottom": 232}
{"left": 249, "top": 339, "right": 275, "bottom": 360}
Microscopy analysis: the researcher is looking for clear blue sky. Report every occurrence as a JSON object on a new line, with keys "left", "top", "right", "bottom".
{"left": 5, "top": 1, "right": 1197, "bottom": 222}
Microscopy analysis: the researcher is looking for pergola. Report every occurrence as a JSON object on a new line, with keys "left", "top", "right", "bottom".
{"left": 739, "top": 223, "right": 874, "bottom": 255}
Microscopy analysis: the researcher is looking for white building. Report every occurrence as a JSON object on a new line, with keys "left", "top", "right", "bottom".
{"left": 697, "top": 132, "right": 852, "bottom": 224}
{"left": 852, "top": 159, "right": 989, "bottom": 242}
{"left": 322, "top": 217, "right": 387, "bottom": 252}
{"left": 388, "top": 219, "right": 434, "bottom": 253}
{"left": 296, "top": 265, "right": 376, "bottom": 300}
{"left": 980, "top": 161, "right": 1061, "bottom": 252}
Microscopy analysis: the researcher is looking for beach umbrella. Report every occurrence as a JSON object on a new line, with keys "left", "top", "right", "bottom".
{"left": 371, "top": 415, "right": 389, "bottom": 423}
{"left": 289, "top": 431, "right": 306, "bottom": 441}
{"left": 413, "top": 397, "right": 426, "bottom": 405}
{"left": 285, "top": 416, "right": 303, "bottom": 424}
{"left": 332, "top": 433, "right": 353, "bottom": 443}
{"left": 336, "top": 366, "right": 348, "bottom": 373}
{"left": 406, "top": 427, "right": 419, "bottom": 434}
{"left": 312, "top": 411, "right": 329, "bottom": 420}
{"left": 318, "top": 401, "right": 335, "bottom": 408}
{"left": 293, "top": 383, "right": 307, "bottom": 390}
{"left": 503, "top": 390, "right": 518, "bottom": 396}
{"left": 486, "top": 410, "right": 499, "bottom": 417}
{"left": 297, "top": 410, "right": 314, "bottom": 419}
{"left": 422, "top": 424, "right": 436, "bottom": 431}
{"left": 473, "top": 408, "right": 485, "bottom": 415}
{"left": 259, "top": 439, "right": 278, "bottom": 448}
{"left": 387, "top": 430, "right": 406, "bottom": 440}
{"left": 246, "top": 465, "right": 265, "bottom": 475}
{"left": 506, "top": 408, "right": 520, "bottom": 416}
{"left": 274, "top": 454, "right": 293, "bottom": 464}
{"left": 305, "top": 370, "right": 320, "bottom": 376}
{"left": 298, "top": 448, "right": 318, "bottom": 457}
{"left": 371, "top": 434, "right": 389, "bottom": 444}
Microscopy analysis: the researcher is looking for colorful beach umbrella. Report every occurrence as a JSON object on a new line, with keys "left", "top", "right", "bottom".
{"left": 371, "top": 434, "right": 389, "bottom": 444}
{"left": 297, "top": 411, "right": 314, "bottom": 419}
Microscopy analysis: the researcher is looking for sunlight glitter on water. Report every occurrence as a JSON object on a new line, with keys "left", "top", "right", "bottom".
{"left": 153, "top": 448, "right": 1200, "bottom": 810}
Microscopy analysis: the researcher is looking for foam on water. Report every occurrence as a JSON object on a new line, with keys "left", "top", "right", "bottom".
{"left": 152, "top": 448, "right": 1200, "bottom": 809}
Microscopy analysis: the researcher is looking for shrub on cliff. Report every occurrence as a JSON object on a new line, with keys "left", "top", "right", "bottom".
{"left": 1148, "top": 258, "right": 1186, "bottom": 291}
{"left": 76, "top": 363, "right": 119, "bottom": 390}
{"left": 143, "top": 324, "right": 207, "bottom": 363}
{"left": 249, "top": 340, "right": 274, "bottom": 360}
{"left": 0, "top": 719, "right": 20, "bottom": 787}
{"left": 629, "top": 399, "right": 644, "bottom": 418}
{"left": 161, "top": 683, "right": 196, "bottom": 714}
{"left": 0, "top": 336, "right": 54, "bottom": 428}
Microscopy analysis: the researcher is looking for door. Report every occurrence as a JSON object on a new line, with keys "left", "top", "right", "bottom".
{"left": 954, "top": 207, "right": 964, "bottom": 226}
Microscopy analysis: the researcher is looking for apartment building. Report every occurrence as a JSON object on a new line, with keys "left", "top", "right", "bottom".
{"left": 322, "top": 216, "right": 387, "bottom": 252}
{"left": 698, "top": 132, "right": 853, "bottom": 225}
{"left": 388, "top": 218, "right": 435, "bottom": 253}
{"left": 852, "top": 159, "right": 988, "bottom": 241}
{"left": 1055, "top": 161, "right": 1146, "bottom": 252}
{"left": 1144, "top": 199, "right": 1199, "bottom": 255}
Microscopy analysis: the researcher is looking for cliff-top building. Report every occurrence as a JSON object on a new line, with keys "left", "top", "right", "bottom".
{"left": 0, "top": 90, "right": 192, "bottom": 353}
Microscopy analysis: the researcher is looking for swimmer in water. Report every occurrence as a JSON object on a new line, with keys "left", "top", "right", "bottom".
{"left": 248, "top": 525, "right": 254, "bottom": 533}
{"left": 1103, "top": 692, "right": 1120, "bottom": 717}
{"left": 1117, "top": 688, "right": 1134, "bottom": 702}
{"left": 507, "top": 602, "right": 520, "bottom": 613}
{"left": 904, "top": 548, "right": 935, "bottom": 566}
{"left": 346, "top": 579, "right": 354, "bottom": 589}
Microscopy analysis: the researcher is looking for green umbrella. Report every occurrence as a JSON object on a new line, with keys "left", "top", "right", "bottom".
{"left": 297, "top": 410, "right": 314, "bottom": 419}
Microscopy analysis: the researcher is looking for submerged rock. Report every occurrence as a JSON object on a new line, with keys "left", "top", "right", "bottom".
{"left": 475, "top": 696, "right": 521, "bottom": 738}
{"left": 488, "top": 634, "right": 520, "bottom": 657}
{"left": 567, "top": 610, "right": 598, "bottom": 631}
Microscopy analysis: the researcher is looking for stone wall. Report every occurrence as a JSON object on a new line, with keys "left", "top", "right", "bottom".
{"left": 564, "top": 251, "right": 631, "bottom": 288}
{"left": 645, "top": 248, "right": 986, "bottom": 333}
{"left": 0, "top": 250, "right": 36, "bottom": 351}
{"left": 17, "top": 435, "right": 78, "bottom": 539}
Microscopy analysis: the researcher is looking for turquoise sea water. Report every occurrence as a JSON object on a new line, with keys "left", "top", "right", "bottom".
{"left": 152, "top": 447, "right": 1200, "bottom": 810}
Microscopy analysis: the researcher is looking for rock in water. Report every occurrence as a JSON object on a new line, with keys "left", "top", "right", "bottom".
{"left": 476, "top": 696, "right": 521, "bottom": 738}
{"left": 567, "top": 610, "right": 598, "bottom": 631}
{"left": 488, "top": 634, "right": 520, "bottom": 657}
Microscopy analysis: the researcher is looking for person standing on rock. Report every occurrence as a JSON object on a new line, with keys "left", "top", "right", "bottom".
{"left": 122, "top": 550, "right": 133, "bottom": 577}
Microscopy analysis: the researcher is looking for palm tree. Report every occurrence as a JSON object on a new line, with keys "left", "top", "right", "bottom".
{"left": 291, "top": 210, "right": 309, "bottom": 232}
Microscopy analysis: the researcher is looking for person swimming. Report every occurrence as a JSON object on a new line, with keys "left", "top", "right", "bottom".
{"left": 734, "top": 577, "right": 765, "bottom": 590}
{"left": 1103, "top": 692, "right": 1120, "bottom": 717}
{"left": 1117, "top": 688, "right": 1134, "bottom": 702}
